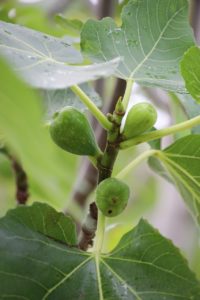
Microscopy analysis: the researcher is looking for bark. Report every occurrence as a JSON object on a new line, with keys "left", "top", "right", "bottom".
{"left": 190, "top": 0, "right": 200, "bottom": 43}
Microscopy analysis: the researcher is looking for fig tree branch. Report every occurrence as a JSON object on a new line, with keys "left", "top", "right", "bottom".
{"left": 0, "top": 147, "right": 29, "bottom": 205}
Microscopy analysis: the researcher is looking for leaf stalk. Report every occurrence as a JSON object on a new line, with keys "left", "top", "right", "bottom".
{"left": 70, "top": 85, "right": 113, "bottom": 130}
{"left": 116, "top": 149, "right": 159, "bottom": 179}
{"left": 120, "top": 115, "right": 200, "bottom": 149}
{"left": 122, "top": 79, "right": 134, "bottom": 110}
{"left": 93, "top": 211, "right": 106, "bottom": 254}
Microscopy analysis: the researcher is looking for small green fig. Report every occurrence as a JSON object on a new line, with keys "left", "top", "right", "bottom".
{"left": 50, "top": 107, "right": 101, "bottom": 156}
{"left": 96, "top": 178, "right": 130, "bottom": 217}
{"left": 122, "top": 102, "right": 157, "bottom": 139}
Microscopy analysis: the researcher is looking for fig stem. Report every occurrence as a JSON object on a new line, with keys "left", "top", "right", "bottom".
{"left": 93, "top": 211, "right": 106, "bottom": 254}
{"left": 122, "top": 79, "right": 134, "bottom": 110}
{"left": 116, "top": 149, "right": 159, "bottom": 179}
{"left": 120, "top": 115, "right": 200, "bottom": 149}
{"left": 70, "top": 85, "right": 113, "bottom": 131}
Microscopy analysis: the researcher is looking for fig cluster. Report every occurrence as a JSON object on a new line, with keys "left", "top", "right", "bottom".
{"left": 50, "top": 102, "right": 157, "bottom": 219}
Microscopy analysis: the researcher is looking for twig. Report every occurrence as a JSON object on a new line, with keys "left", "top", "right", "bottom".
{"left": 11, "top": 158, "right": 29, "bottom": 205}
{"left": 95, "top": 0, "right": 118, "bottom": 19}
{"left": 190, "top": 0, "right": 200, "bottom": 43}
{"left": 0, "top": 148, "right": 29, "bottom": 205}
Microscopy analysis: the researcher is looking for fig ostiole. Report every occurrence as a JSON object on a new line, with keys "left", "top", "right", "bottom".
{"left": 122, "top": 102, "right": 157, "bottom": 139}
{"left": 96, "top": 178, "right": 130, "bottom": 217}
{"left": 50, "top": 107, "right": 101, "bottom": 157}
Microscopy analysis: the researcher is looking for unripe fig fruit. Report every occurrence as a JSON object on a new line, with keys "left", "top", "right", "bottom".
{"left": 123, "top": 102, "right": 157, "bottom": 139}
{"left": 96, "top": 178, "right": 130, "bottom": 217}
{"left": 50, "top": 107, "right": 100, "bottom": 156}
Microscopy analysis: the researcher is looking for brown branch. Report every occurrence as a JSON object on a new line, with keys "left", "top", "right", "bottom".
{"left": 0, "top": 148, "right": 29, "bottom": 205}
{"left": 11, "top": 158, "right": 29, "bottom": 205}
{"left": 95, "top": 0, "right": 118, "bottom": 19}
{"left": 78, "top": 202, "right": 98, "bottom": 250}
{"left": 190, "top": 0, "right": 200, "bottom": 43}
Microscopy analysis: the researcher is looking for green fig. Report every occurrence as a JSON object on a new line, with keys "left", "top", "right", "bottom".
{"left": 50, "top": 107, "right": 101, "bottom": 156}
{"left": 123, "top": 102, "right": 157, "bottom": 139}
{"left": 96, "top": 178, "right": 130, "bottom": 217}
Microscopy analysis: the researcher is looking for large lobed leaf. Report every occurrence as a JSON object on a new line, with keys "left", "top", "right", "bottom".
{"left": 81, "top": 0, "right": 195, "bottom": 93}
{"left": 6, "top": 202, "right": 77, "bottom": 246}
{"left": 181, "top": 46, "right": 200, "bottom": 103}
{"left": 150, "top": 135, "right": 200, "bottom": 225}
{"left": 0, "top": 21, "right": 120, "bottom": 89}
{"left": 0, "top": 21, "right": 104, "bottom": 112}
{"left": 0, "top": 203, "right": 200, "bottom": 299}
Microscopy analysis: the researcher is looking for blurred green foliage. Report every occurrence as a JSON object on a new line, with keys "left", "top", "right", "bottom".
{"left": 0, "top": 57, "right": 78, "bottom": 212}
{"left": 0, "top": 0, "right": 66, "bottom": 36}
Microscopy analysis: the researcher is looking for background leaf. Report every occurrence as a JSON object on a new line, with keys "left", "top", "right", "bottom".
{"left": 0, "top": 20, "right": 82, "bottom": 63}
{"left": 0, "top": 207, "right": 200, "bottom": 299}
{"left": 41, "top": 83, "right": 102, "bottom": 119}
{"left": 81, "top": 0, "right": 195, "bottom": 92}
{"left": 150, "top": 135, "right": 200, "bottom": 225}
{"left": 0, "top": 21, "right": 120, "bottom": 89}
{"left": 181, "top": 46, "right": 200, "bottom": 103}
{"left": 171, "top": 93, "right": 200, "bottom": 134}
{"left": 148, "top": 156, "right": 174, "bottom": 183}
{"left": 55, "top": 15, "right": 83, "bottom": 36}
